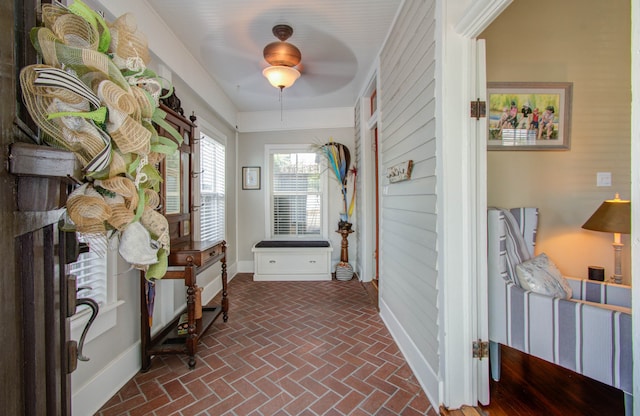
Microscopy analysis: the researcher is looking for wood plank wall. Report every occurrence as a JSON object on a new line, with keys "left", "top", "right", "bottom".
{"left": 378, "top": 0, "right": 439, "bottom": 369}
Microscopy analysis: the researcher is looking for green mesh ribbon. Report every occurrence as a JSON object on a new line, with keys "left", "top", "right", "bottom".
{"left": 68, "top": 0, "right": 111, "bottom": 53}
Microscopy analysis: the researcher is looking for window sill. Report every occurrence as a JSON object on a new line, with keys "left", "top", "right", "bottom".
{"left": 71, "top": 300, "right": 125, "bottom": 344}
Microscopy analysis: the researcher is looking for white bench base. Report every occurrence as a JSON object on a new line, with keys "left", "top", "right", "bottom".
{"left": 252, "top": 241, "right": 333, "bottom": 281}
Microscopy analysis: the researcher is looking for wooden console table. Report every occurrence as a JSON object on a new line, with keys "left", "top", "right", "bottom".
{"left": 140, "top": 240, "right": 228, "bottom": 371}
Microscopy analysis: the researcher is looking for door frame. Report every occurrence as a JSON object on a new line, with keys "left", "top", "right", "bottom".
{"left": 630, "top": 0, "right": 639, "bottom": 409}
{"left": 438, "top": 0, "right": 512, "bottom": 409}
{"left": 451, "top": 0, "right": 639, "bottom": 412}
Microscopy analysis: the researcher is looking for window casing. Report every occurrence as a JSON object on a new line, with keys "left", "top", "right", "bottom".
{"left": 200, "top": 132, "right": 225, "bottom": 242}
{"left": 266, "top": 145, "right": 327, "bottom": 239}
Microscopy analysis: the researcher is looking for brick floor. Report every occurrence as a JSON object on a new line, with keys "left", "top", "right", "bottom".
{"left": 96, "top": 273, "right": 437, "bottom": 416}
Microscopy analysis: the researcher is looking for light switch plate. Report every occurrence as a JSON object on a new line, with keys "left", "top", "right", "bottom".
{"left": 597, "top": 172, "right": 612, "bottom": 187}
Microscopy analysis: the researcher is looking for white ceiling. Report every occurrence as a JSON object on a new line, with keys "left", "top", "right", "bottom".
{"left": 147, "top": 0, "right": 402, "bottom": 112}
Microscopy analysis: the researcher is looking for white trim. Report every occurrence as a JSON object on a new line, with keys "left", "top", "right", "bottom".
{"left": 263, "top": 144, "right": 329, "bottom": 240}
{"left": 71, "top": 238, "right": 121, "bottom": 343}
{"left": 237, "top": 107, "right": 353, "bottom": 133}
{"left": 198, "top": 131, "right": 226, "bottom": 243}
{"left": 437, "top": 0, "right": 473, "bottom": 408}
{"left": 471, "top": 38, "right": 490, "bottom": 405}
{"left": 437, "top": 0, "right": 508, "bottom": 409}
{"left": 237, "top": 260, "right": 254, "bottom": 273}
{"left": 72, "top": 342, "right": 141, "bottom": 416}
{"left": 235, "top": 130, "right": 240, "bottom": 277}
{"left": 357, "top": 96, "right": 375, "bottom": 283}
{"left": 227, "top": 263, "right": 238, "bottom": 283}
{"left": 70, "top": 300, "right": 125, "bottom": 345}
{"left": 631, "top": 0, "right": 640, "bottom": 411}
{"left": 194, "top": 124, "right": 227, "bottom": 242}
{"left": 202, "top": 271, "right": 223, "bottom": 305}
{"left": 454, "top": 0, "right": 513, "bottom": 38}
{"left": 198, "top": 119, "right": 228, "bottom": 146}
{"left": 379, "top": 298, "right": 439, "bottom": 409}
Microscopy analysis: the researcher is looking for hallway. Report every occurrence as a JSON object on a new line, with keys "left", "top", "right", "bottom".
{"left": 97, "top": 274, "right": 435, "bottom": 415}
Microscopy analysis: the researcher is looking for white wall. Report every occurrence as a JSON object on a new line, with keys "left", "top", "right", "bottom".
{"left": 236, "top": 127, "right": 356, "bottom": 271}
{"left": 71, "top": 75, "right": 238, "bottom": 415}
{"left": 67, "top": 3, "right": 239, "bottom": 413}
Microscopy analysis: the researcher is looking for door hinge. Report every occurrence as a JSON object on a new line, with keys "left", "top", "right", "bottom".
{"left": 472, "top": 340, "right": 489, "bottom": 360}
{"left": 470, "top": 99, "right": 486, "bottom": 120}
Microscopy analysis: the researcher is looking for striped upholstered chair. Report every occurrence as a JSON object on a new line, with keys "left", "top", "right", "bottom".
{"left": 487, "top": 207, "right": 632, "bottom": 415}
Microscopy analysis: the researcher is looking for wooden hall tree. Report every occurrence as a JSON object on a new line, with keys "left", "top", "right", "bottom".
{"left": 2, "top": 0, "right": 78, "bottom": 414}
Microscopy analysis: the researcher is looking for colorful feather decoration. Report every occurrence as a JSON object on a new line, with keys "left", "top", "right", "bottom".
{"left": 320, "top": 138, "right": 355, "bottom": 223}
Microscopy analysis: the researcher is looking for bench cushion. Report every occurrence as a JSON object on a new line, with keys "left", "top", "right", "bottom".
{"left": 254, "top": 240, "right": 330, "bottom": 248}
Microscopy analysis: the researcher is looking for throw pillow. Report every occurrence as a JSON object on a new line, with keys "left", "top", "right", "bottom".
{"left": 515, "top": 253, "right": 572, "bottom": 299}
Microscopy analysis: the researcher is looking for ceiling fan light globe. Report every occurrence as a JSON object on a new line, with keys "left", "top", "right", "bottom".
{"left": 262, "top": 66, "right": 300, "bottom": 89}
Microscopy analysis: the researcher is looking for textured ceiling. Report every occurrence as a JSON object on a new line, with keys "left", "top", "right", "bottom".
{"left": 147, "top": 0, "right": 402, "bottom": 112}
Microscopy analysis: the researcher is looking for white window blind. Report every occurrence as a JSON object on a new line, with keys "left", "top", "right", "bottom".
{"left": 69, "top": 237, "right": 122, "bottom": 346}
{"left": 270, "top": 151, "right": 322, "bottom": 237}
{"left": 69, "top": 248, "right": 107, "bottom": 308}
{"left": 200, "top": 133, "right": 225, "bottom": 242}
{"left": 164, "top": 150, "right": 181, "bottom": 214}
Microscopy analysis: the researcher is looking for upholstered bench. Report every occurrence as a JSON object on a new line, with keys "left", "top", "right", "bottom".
{"left": 252, "top": 240, "right": 333, "bottom": 281}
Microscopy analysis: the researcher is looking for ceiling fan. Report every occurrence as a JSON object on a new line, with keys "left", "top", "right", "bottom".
{"left": 262, "top": 24, "right": 302, "bottom": 90}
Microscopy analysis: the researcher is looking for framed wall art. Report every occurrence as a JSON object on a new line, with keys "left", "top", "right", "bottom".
{"left": 242, "top": 166, "right": 261, "bottom": 190}
{"left": 487, "top": 82, "right": 573, "bottom": 150}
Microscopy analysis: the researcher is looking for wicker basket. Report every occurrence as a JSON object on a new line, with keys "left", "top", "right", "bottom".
{"left": 336, "top": 262, "right": 354, "bottom": 281}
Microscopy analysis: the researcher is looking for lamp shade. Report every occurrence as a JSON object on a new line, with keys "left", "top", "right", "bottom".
{"left": 262, "top": 65, "right": 301, "bottom": 89}
{"left": 582, "top": 195, "right": 631, "bottom": 234}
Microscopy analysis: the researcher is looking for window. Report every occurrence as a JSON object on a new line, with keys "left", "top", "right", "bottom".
{"left": 69, "top": 237, "right": 122, "bottom": 344}
{"left": 200, "top": 132, "right": 225, "bottom": 242}
{"left": 70, "top": 249, "right": 107, "bottom": 307}
{"left": 267, "top": 146, "right": 326, "bottom": 238}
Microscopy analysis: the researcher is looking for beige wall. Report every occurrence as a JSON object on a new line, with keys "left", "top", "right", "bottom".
{"left": 481, "top": 0, "right": 631, "bottom": 283}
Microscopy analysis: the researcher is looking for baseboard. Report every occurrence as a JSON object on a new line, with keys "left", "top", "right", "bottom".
{"left": 72, "top": 342, "right": 141, "bottom": 416}
{"left": 253, "top": 273, "right": 332, "bottom": 281}
{"left": 237, "top": 260, "right": 254, "bottom": 273}
{"left": 227, "top": 262, "right": 238, "bottom": 281}
{"left": 379, "top": 298, "right": 440, "bottom": 408}
{"left": 72, "top": 263, "right": 240, "bottom": 415}
{"left": 201, "top": 261, "right": 238, "bottom": 304}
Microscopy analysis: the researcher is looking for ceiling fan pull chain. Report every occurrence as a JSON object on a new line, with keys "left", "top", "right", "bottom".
{"left": 279, "top": 87, "right": 283, "bottom": 121}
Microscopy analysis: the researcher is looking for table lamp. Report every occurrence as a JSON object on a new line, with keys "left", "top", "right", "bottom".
{"left": 582, "top": 193, "right": 631, "bottom": 284}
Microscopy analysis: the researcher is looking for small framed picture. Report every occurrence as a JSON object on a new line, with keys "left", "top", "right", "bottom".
{"left": 242, "top": 166, "right": 261, "bottom": 190}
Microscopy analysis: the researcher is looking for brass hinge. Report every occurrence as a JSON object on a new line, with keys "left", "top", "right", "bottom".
{"left": 472, "top": 340, "right": 489, "bottom": 360}
{"left": 470, "top": 99, "right": 486, "bottom": 120}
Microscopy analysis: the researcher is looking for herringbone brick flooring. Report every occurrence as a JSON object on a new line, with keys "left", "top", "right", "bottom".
{"left": 96, "top": 273, "right": 436, "bottom": 416}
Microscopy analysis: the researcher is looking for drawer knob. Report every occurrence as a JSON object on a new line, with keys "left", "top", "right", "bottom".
{"left": 309, "top": 260, "right": 316, "bottom": 263}
{"left": 269, "top": 260, "right": 276, "bottom": 263}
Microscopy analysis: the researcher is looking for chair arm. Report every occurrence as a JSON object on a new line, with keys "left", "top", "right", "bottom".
{"left": 564, "top": 276, "right": 631, "bottom": 309}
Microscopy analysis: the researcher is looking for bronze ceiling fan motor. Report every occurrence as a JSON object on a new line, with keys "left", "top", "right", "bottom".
{"left": 263, "top": 24, "right": 301, "bottom": 67}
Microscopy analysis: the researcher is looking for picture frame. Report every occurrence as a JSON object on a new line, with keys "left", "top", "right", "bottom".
{"left": 487, "top": 82, "right": 573, "bottom": 150}
{"left": 242, "top": 166, "right": 261, "bottom": 190}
